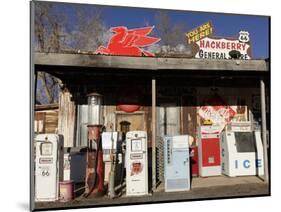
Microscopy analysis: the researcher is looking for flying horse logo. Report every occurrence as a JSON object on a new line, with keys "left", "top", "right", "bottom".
{"left": 95, "top": 26, "right": 160, "bottom": 56}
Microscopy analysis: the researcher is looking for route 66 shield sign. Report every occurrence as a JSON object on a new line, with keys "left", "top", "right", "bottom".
{"left": 239, "top": 31, "right": 250, "bottom": 43}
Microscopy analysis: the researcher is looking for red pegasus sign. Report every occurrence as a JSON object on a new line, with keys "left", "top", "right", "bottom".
{"left": 95, "top": 26, "right": 160, "bottom": 56}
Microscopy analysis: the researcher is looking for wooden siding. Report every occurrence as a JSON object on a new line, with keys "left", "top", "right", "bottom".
{"left": 34, "top": 104, "right": 59, "bottom": 134}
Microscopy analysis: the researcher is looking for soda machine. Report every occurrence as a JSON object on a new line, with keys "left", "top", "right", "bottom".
{"left": 164, "top": 135, "right": 191, "bottom": 192}
{"left": 221, "top": 122, "right": 264, "bottom": 177}
{"left": 35, "top": 134, "right": 64, "bottom": 202}
{"left": 198, "top": 125, "right": 221, "bottom": 177}
{"left": 126, "top": 131, "right": 148, "bottom": 196}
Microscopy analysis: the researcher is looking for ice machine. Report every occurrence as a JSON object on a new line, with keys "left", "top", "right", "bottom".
{"left": 221, "top": 122, "right": 264, "bottom": 177}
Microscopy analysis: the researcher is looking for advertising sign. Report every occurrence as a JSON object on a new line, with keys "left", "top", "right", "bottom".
{"left": 186, "top": 21, "right": 252, "bottom": 60}
{"left": 186, "top": 21, "right": 213, "bottom": 44}
{"left": 198, "top": 95, "right": 237, "bottom": 132}
{"left": 194, "top": 36, "right": 251, "bottom": 59}
{"left": 95, "top": 26, "right": 160, "bottom": 56}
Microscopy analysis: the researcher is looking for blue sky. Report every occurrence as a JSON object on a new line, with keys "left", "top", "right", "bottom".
{"left": 52, "top": 2, "right": 269, "bottom": 59}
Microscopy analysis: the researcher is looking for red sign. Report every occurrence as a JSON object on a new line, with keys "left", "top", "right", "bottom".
{"left": 95, "top": 26, "right": 160, "bottom": 56}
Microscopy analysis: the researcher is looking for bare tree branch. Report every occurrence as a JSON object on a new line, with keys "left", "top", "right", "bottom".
{"left": 155, "top": 11, "right": 186, "bottom": 46}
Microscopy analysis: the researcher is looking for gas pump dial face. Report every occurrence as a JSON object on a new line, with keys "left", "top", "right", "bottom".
{"left": 41, "top": 142, "right": 53, "bottom": 156}
{"left": 131, "top": 139, "right": 142, "bottom": 152}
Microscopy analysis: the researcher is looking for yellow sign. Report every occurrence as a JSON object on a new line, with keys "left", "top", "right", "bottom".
{"left": 186, "top": 21, "right": 213, "bottom": 44}
{"left": 203, "top": 119, "right": 213, "bottom": 125}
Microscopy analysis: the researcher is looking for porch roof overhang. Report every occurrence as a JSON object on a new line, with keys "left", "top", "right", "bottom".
{"left": 33, "top": 52, "right": 269, "bottom": 72}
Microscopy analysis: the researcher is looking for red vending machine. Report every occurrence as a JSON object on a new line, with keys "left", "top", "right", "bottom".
{"left": 198, "top": 125, "right": 221, "bottom": 177}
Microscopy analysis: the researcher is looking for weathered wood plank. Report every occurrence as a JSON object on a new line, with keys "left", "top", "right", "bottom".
{"left": 34, "top": 52, "right": 268, "bottom": 72}
{"left": 58, "top": 90, "right": 76, "bottom": 147}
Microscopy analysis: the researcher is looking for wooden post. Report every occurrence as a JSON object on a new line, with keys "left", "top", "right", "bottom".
{"left": 152, "top": 78, "right": 156, "bottom": 192}
{"left": 260, "top": 79, "right": 269, "bottom": 183}
{"left": 34, "top": 71, "right": 38, "bottom": 103}
{"left": 58, "top": 90, "right": 76, "bottom": 147}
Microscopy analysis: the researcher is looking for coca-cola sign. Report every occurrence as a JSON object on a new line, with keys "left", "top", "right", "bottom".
{"left": 198, "top": 95, "right": 237, "bottom": 132}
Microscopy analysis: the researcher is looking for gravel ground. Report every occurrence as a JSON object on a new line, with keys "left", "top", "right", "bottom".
{"left": 34, "top": 182, "right": 269, "bottom": 211}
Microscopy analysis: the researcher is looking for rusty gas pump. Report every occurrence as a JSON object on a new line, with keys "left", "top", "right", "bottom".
{"left": 84, "top": 93, "right": 104, "bottom": 197}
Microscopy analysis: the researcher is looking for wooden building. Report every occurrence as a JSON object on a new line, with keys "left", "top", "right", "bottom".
{"left": 33, "top": 52, "right": 269, "bottom": 189}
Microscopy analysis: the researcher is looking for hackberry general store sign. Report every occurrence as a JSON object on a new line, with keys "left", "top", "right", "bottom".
{"left": 186, "top": 21, "right": 252, "bottom": 60}
{"left": 195, "top": 35, "right": 252, "bottom": 60}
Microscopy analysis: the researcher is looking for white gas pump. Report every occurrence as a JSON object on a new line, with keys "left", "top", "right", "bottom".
{"left": 221, "top": 122, "right": 264, "bottom": 177}
{"left": 126, "top": 131, "right": 148, "bottom": 196}
{"left": 35, "top": 134, "right": 64, "bottom": 202}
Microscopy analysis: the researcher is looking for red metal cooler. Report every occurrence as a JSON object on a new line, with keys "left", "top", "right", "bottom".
{"left": 198, "top": 125, "right": 221, "bottom": 177}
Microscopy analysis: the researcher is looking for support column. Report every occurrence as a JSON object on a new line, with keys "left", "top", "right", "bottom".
{"left": 260, "top": 78, "right": 269, "bottom": 183}
{"left": 58, "top": 89, "right": 76, "bottom": 147}
{"left": 152, "top": 78, "right": 156, "bottom": 192}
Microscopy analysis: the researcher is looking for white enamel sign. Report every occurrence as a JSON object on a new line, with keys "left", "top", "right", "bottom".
{"left": 195, "top": 36, "right": 251, "bottom": 60}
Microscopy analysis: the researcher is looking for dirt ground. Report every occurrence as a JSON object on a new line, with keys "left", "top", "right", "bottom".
{"left": 34, "top": 176, "right": 269, "bottom": 210}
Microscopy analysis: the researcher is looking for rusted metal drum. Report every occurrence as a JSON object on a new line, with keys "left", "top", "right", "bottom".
{"left": 59, "top": 180, "right": 74, "bottom": 202}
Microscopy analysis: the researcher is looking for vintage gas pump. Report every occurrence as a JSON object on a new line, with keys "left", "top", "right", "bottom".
{"left": 84, "top": 93, "right": 105, "bottom": 197}
{"left": 164, "top": 135, "right": 191, "bottom": 192}
{"left": 198, "top": 124, "right": 221, "bottom": 177}
{"left": 102, "top": 129, "right": 125, "bottom": 198}
{"left": 35, "top": 134, "right": 64, "bottom": 202}
{"left": 221, "top": 122, "right": 264, "bottom": 177}
{"left": 126, "top": 131, "right": 148, "bottom": 196}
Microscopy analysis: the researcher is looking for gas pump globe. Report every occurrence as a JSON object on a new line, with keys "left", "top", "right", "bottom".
{"left": 87, "top": 92, "right": 104, "bottom": 126}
